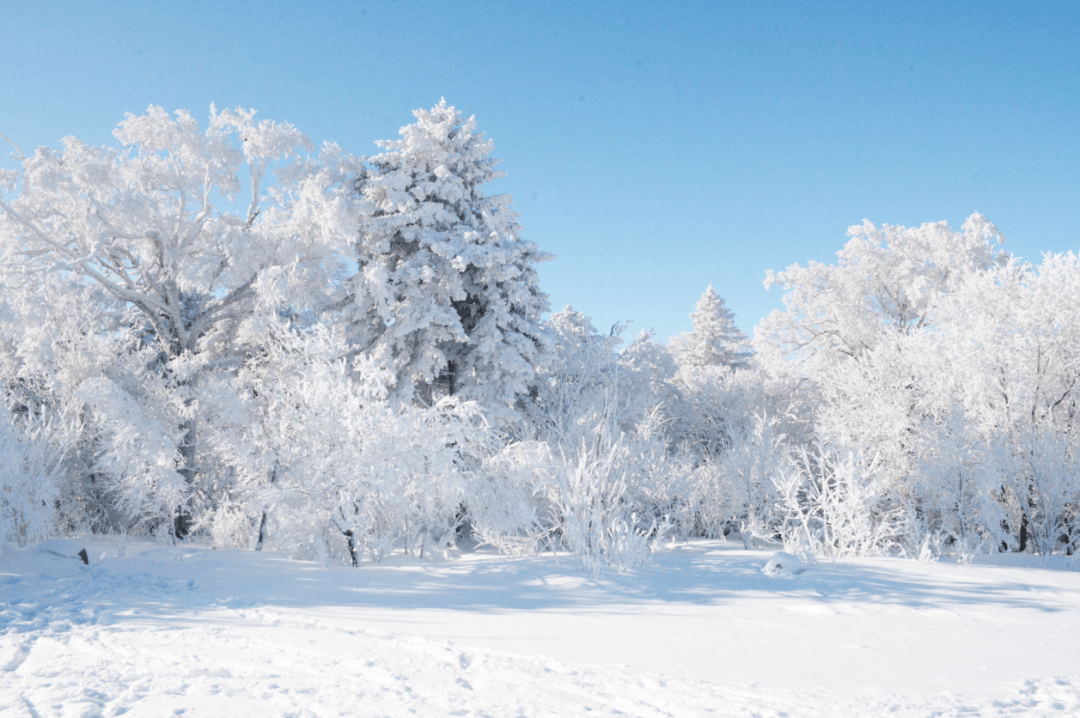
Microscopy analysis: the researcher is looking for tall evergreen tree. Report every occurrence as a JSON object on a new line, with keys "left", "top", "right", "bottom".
{"left": 351, "top": 101, "right": 551, "bottom": 421}
{"left": 671, "top": 286, "right": 751, "bottom": 369}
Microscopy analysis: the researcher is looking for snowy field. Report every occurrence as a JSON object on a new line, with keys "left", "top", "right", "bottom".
{"left": 2, "top": 539, "right": 1079, "bottom": 717}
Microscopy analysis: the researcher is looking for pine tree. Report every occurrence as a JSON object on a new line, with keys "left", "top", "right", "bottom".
{"left": 351, "top": 100, "right": 551, "bottom": 421}
{"left": 671, "top": 286, "right": 751, "bottom": 369}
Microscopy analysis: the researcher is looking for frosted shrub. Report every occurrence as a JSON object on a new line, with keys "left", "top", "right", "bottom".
{"left": 779, "top": 440, "right": 900, "bottom": 557}
{"left": 74, "top": 376, "right": 187, "bottom": 535}
{"left": 227, "top": 323, "right": 489, "bottom": 566}
{"left": 523, "top": 307, "right": 623, "bottom": 445}
{"left": 478, "top": 413, "right": 681, "bottom": 575}
{"left": 544, "top": 439, "right": 654, "bottom": 577}
{"left": 205, "top": 499, "right": 259, "bottom": 550}
{"left": 0, "top": 279, "right": 174, "bottom": 535}
{"left": 476, "top": 438, "right": 661, "bottom": 575}
{"left": 671, "top": 365, "right": 753, "bottom": 460}
{"left": 249, "top": 392, "right": 481, "bottom": 565}
{"left": 686, "top": 459, "right": 733, "bottom": 539}
{"left": 626, "top": 411, "right": 693, "bottom": 539}
{"left": 914, "top": 409, "right": 1007, "bottom": 560}
{"left": 504, "top": 307, "right": 686, "bottom": 572}
{"left": 470, "top": 440, "right": 551, "bottom": 556}
{"left": 693, "top": 413, "right": 787, "bottom": 547}
{"left": 540, "top": 385, "right": 682, "bottom": 571}
{"left": 0, "top": 411, "right": 71, "bottom": 547}
{"left": 996, "top": 424, "right": 1080, "bottom": 555}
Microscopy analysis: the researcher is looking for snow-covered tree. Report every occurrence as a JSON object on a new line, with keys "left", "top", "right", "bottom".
{"left": 752, "top": 214, "right": 1012, "bottom": 557}
{"left": 476, "top": 307, "right": 691, "bottom": 573}
{"left": 215, "top": 320, "right": 491, "bottom": 565}
{"left": 756, "top": 214, "right": 1005, "bottom": 379}
{"left": 349, "top": 100, "right": 550, "bottom": 421}
{"left": 0, "top": 106, "right": 360, "bottom": 537}
{"left": 523, "top": 307, "right": 624, "bottom": 443}
{"left": 928, "top": 253, "right": 1080, "bottom": 553}
{"left": 754, "top": 214, "right": 1006, "bottom": 481}
{"left": 671, "top": 285, "right": 750, "bottom": 370}
{"left": 914, "top": 406, "right": 1008, "bottom": 560}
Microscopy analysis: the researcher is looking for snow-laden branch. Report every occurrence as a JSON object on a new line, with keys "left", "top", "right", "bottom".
{"left": 0, "top": 131, "right": 25, "bottom": 161}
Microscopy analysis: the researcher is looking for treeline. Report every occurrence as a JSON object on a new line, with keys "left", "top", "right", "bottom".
{"left": 1, "top": 103, "right": 1077, "bottom": 571}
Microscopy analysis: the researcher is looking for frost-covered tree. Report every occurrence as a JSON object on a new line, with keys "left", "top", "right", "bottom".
{"left": 214, "top": 320, "right": 491, "bottom": 565}
{"left": 1, "top": 274, "right": 140, "bottom": 533}
{"left": 755, "top": 214, "right": 1005, "bottom": 481}
{"left": 350, "top": 101, "right": 550, "bottom": 421}
{"left": 914, "top": 406, "right": 1008, "bottom": 560}
{"left": 756, "top": 214, "right": 1005, "bottom": 378}
{"left": 0, "top": 106, "right": 360, "bottom": 537}
{"left": 928, "top": 253, "right": 1080, "bottom": 553}
{"left": 495, "top": 308, "right": 689, "bottom": 572}
{"left": 523, "top": 307, "right": 623, "bottom": 444}
{"left": 671, "top": 285, "right": 750, "bottom": 370}
{"left": 522, "top": 308, "right": 677, "bottom": 443}
{"left": 753, "top": 214, "right": 1012, "bottom": 557}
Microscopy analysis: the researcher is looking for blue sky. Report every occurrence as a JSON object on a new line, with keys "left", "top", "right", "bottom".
{"left": 2, "top": 0, "right": 1078, "bottom": 342}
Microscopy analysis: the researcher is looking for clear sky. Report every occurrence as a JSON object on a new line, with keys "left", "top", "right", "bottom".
{"left": 2, "top": 0, "right": 1078, "bottom": 343}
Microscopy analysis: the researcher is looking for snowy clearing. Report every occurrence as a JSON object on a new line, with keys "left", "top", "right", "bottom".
{"left": 2, "top": 539, "right": 1079, "bottom": 717}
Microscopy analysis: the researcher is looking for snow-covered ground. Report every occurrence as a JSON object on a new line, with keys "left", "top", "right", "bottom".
{"left": 2, "top": 539, "right": 1079, "bottom": 717}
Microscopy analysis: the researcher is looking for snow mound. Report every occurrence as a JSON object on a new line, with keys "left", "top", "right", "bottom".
{"left": 762, "top": 551, "right": 804, "bottom": 577}
{"left": 0, "top": 642, "right": 30, "bottom": 671}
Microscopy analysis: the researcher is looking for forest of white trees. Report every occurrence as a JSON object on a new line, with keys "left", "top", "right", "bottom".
{"left": 1, "top": 102, "right": 1078, "bottom": 573}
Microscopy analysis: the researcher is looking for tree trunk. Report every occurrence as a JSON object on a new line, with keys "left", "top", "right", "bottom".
{"left": 255, "top": 463, "right": 278, "bottom": 551}
{"left": 173, "top": 415, "right": 197, "bottom": 540}
{"left": 343, "top": 529, "right": 359, "bottom": 567}
{"left": 255, "top": 512, "right": 269, "bottom": 551}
